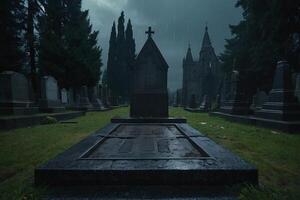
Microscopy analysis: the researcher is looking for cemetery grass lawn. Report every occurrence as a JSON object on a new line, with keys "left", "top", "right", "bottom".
{"left": 171, "top": 108, "right": 300, "bottom": 200}
{"left": 0, "top": 107, "right": 299, "bottom": 199}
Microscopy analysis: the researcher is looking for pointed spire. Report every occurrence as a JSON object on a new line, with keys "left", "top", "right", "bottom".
{"left": 110, "top": 21, "right": 116, "bottom": 43}
{"left": 185, "top": 43, "right": 193, "bottom": 63}
{"left": 201, "top": 24, "right": 212, "bottom": 49}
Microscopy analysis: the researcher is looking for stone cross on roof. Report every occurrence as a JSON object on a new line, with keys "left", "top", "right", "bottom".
{"left": 146, "top": 26, "right": 155, "bottom": 38}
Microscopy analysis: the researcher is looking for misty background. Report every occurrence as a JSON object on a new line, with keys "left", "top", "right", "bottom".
{"left": 82, "top": 0, "right": 242, "bottom": 91}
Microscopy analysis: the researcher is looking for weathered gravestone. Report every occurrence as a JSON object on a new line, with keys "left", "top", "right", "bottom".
{"left": 188, "top": 94, "right": 198, "bottom": 109}
{"left": 0, "top": 71, "right": 38, "bottom": 115}
{"left": 251, "top": 90, "right": 268, "bottom": 110}
{"left": 255, "top": 61, "right": 300, "bottom": 124}
{"left": 176, "top": 89, "right": 182, "bottom": 106}
{"left": 67, "top": 88, "right": 75, "bottom": 106}
{"left": 130, "top": 27, "right": 169, "bottom": 118}
{"left": 199, "top": 95, "right": 211, "bottom": 112}
{"left": 173, "top": 89, "right": 182, "bottom": 107}
{"left": 88, "top": 86, "right": 105, "bottom": 110}
{"left": 219, "top": 70, "right": 251, "bottom": 115}
{"left": 35, "top": 27, "right": 257, "bottom": 197}
{"left": 97, "top": 85, "right": 102, "bottom": 100}
{"left": 39, "top": 76, "right": 65, "bottom": 113}
{"left": 295, "top": 73, "right": 300, "bottom": 103}
{"left": 61, "top": 88, "right": 68, "bottom": 105}
{"left": 215, "top": 94, "right": 221, "bottom": 110}
{"left": 76, "top": 86, "right": 93, "bottom": 110}
{"left": 101, "top": 86, "right": 110, "bottom": 108}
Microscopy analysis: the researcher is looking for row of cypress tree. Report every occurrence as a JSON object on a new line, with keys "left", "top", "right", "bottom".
{"left": 0, "top": 0, "right": 102, "bottom": 92}
{"left": 106, "top": 12, "right": 136, "bottom": 103}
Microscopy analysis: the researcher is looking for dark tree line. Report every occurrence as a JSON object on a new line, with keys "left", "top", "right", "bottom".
{"left": 0, "top": 0, "right": 26, "bottom": 72}
{"left": 107, "top": 12, "right": 136, "bottom": 103}
{"left": 220, "top": 0, "right": 300, "bottom": 98}
{"left": 0, "top": 0, "right": 102, "bottom": 91}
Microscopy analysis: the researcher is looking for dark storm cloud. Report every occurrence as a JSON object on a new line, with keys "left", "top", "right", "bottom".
{"left": 82, "top": 0, "right": 242, "bottom": 90}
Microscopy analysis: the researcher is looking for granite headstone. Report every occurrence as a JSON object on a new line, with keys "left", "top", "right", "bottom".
{"left": 76, "top": 86, "right": 93, "bottom": 110}
{"left": 61, "top": 88, "right": 68, "bottom": 104}
{"left": 199, "top": 95, "right": 211, "bottom": 112}
{"left": 188, "top": 94, "right": 198, "bottom": 109}
{"left": 88, "top": 86, "right": 105, "bottom": 110}
{"left": 251, "top": 90, "right": 268, "bottom": 110}
{"left": 295, "top": 73, "right": 300, "bottom": 103}
{"left": 0, "top": 71, "right": 38, "bottom": 115}
{"left": 39, "top": 76, "right": 65, "bottom": 113}
{"left": 255, "top": 61, "right": 300, "bottom": 121}
{"left": 219, "top": 70, "right": 251, "bottom": 115}
{"left": 67, "top": 88, "right": 75, "bottom": 106}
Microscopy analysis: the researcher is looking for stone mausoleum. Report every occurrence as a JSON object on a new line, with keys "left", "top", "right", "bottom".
{"left": 130, "top": 27, "right": 169, "bottom": 118}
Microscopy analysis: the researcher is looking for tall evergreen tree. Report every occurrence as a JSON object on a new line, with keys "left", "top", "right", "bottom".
{"left": 38, "top": 0, "right": 66, "bottom": 85}
{"left": 220, "top": 0, "right": 300, "bottom": 98}
{"left": 64, "top": 0, "right": 102, "bottom": 88}
{"left": 117, "top": 12, "right": 126, "bottom": 47}
{"left": 107, "top": 22, "right": 117, "bottom": 94}
{"left": 26, "top": 0, "right": 45, "bottom": 75}
{"left": 116, "top": 11, "right": 128, "bottom": 99}
{"left": 26, "top": 0, "right": 46, "bottom": 93}
{"left": 0, "top": 0, "right": 26, "bottom": 72}
{"left": 39, "top": 0, "right": 102, "bottom": 88}
{"left": 107, "top": 12, "right": 136, "bottom": 102}
{"left": 126, "top": 19, "right": 136, "bottom": 61}
{"left": 125, "top": 19, "right": 136, "bottom": 71}
{"left": 125, "top": 19, "right": 136, "bottom": 97}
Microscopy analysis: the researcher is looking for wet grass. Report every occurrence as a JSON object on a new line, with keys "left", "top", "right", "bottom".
{"left": 170, "top": 108, "right": 300, "bottom": 199}
{"left": 0, "top": 107, "right": 299, "bottom": 199}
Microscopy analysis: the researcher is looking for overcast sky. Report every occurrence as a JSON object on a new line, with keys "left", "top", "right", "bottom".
{"left": 82, "top": 0, "right": 242, "bottom": 91}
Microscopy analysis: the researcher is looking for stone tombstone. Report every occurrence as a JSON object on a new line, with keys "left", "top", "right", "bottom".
{"left": 101, "top": 86, "right": 107, "bottom": 106}
{"left": 255, "top": 61, "right": 300, "bottom": 121}
{"left": 41, "top": 76, "right": 59, "bottom": 101}
{"left": 88, "top": 86, "right": 105, "bottom": 109}
{"left": 98, "top": 84, "right": 102, "bottom": 100}
{"left": 215, "top": 94, "right": 221, "bottom": 109}
{"left": 199, "top": 95, "right": 211, "bottom": 112}
{"left": 76, "top": 86, "right": 93, "bottom": 110}
{"left": 67, "top": 88, "right": 75, "bottom": 106}
{"left": 61, "top": 88, "right": 68, "bottom": 104}
{"left": 130, "top": 27, "right": 169, "bottom": 118}
{"left": 295, "top": 73, "right": 300, "bottom": 103}
{"left": 219, "top": 70, "right": 251, "bottom": 115}
{"left": 189, "top": 94, "right": 198, "bottom": 109}
{"left": 251, "top": 90, "right": 268, "bottom": 110}
{"left": 39, "top": 76, "right": 65, "bottom": 112}
{"left": 102, "top": 86, "right": 110, "bottom": 107}
{"left": 0, "top": 71, "right": 38, "bottom": 115}
{"left": 175, "top": 89, "right": 182, "bottom": 107}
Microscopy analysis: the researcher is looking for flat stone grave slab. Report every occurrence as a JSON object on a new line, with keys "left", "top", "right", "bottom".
{"left": 35, "top": 122, "right": 258, "bottom": 186}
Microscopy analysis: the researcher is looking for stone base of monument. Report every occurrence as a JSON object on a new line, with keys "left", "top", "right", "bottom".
{"left": 184, "top": 107, "right": 204, "bottom": 113}
{"left": 219, "top": 100, "right": 251, "bottom": 115}
{"left": 39, "top": 99, "right": 66, "bottom": 113}
{"left": 0, "top": 111, "right": 85, "bottom": 130}
{"left": 255, "top": 102, "right": 300, "bottom": 121}
{"left": 210, "top": 112, "right": 300, "bottom": 133}
{"left": 35, "top": 122, "right": 257, "bottom": 187}
{"left": 76, "top": 97, "right": 93, "bottom": 111}
{"left": 111, "top": 117, "right": 187, "bottom": 123}
{"left": 0, "top": 102, "right": 39, "bottom": 116}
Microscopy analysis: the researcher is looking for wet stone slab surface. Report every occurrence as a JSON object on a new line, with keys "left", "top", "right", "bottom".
{"left": 35, "top": 122, "right": 258, "bottom": 187}
{"left": 81, "top": 125, "right": 208, "bottom": 160}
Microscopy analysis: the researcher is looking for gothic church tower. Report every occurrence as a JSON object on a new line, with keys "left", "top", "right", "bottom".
{"left": 182, "top": 26, "right": 221, "bottom": 107}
